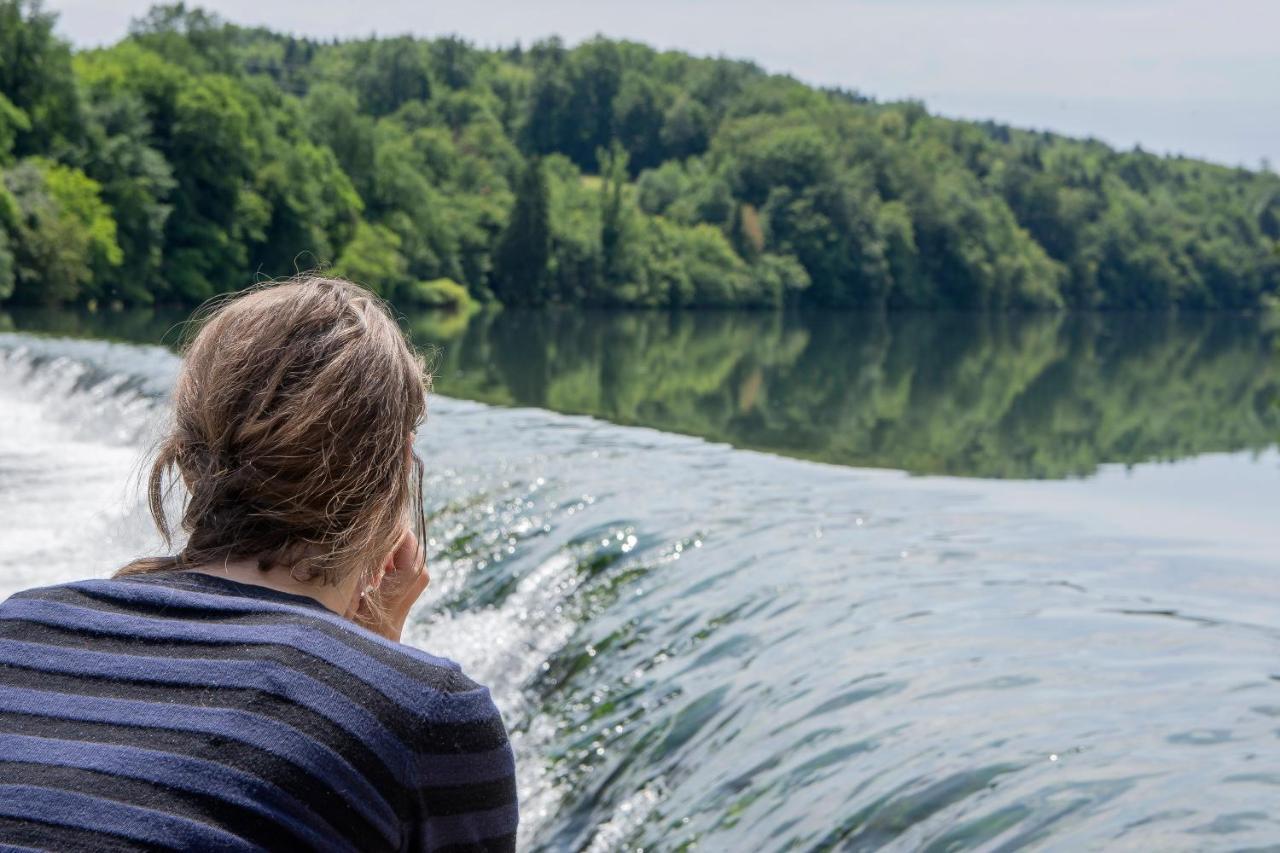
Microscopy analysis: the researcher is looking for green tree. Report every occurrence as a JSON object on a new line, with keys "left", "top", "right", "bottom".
{"left": 492, "top": 156, "right": 551, "bottom": 304}
{"left": 127, "top": 4, "right": 237, "bottom": 74}
{"left": 0, "top": 95, "right": 30, "bottom": 164}
{"left": 332, "top": 221, "right": 408, "bottom": 297}
{"left": 249, "top": 139, "right": 362, "bottom": 276}
{"left": 161, "top": 73, "right": 261, "bottom": 300}
{"left": 3, "top": 158, "right": 121, "bottom": 303}
{"left": 302, "top": 83, "right": 377, "bottom": 200}
{"left": 76, "top": 87, "right": 175, "bottom": 302}
{"left": 0, "top": 0, "right": 81, "bottom": 155}
{"left": 599, "top": 142, "right": 634, "bottom": 296}
{"left": 349, "top": 38, "right": 433, "bottom": 117}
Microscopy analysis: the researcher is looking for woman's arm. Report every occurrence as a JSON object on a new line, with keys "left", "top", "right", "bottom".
{"left": 405, "top": 687, "right": 519, "bottom": 852}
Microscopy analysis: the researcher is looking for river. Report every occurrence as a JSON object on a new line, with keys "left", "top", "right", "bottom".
{"left": 1, "top": 307, "right": 1278, "bottom": 850}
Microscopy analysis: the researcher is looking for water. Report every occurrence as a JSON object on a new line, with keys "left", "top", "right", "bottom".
{"left": 1, "top": 309, "right": 1279, "bottom": 851}
{"left": 8, "top": 307, "right": 1276, "bottom": 479}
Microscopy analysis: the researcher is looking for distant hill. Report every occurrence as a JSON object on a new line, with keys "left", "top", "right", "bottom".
{"left": 2, "top": 2, "right": 1278, "bottom": 309}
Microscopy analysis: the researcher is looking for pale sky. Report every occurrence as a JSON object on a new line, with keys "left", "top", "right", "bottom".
{"left": 48, "top": 0, "right": 1280, "bottom": 170}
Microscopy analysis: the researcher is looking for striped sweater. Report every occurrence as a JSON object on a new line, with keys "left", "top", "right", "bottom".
{"left": 0, "top": 570, "right": 519, "bottom": 852}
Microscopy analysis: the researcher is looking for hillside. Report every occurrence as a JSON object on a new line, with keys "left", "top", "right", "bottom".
{"left": 2, "top": 2, "right": 1278, "bottom": 309}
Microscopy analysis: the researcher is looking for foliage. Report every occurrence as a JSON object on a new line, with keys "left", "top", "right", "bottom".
{"left": 403, "top": 277, "right": 475, "bottom": 311}
{"left": 0, "top": 94, "right": 30, "bottom": 164}
{"left": 1, "top": 1, "right": 1278, "bottom": 309}
{"left": 3, "top": 158, "right": 121, "bottom": 303}
{"left": 492, "top": 156, "right": 550, "bottom": 304}
{"left": 0, "top": 0, "right": 80, "bottom": 156}
{"left": 331, "top": 221, "right": 407, "bottom": 297}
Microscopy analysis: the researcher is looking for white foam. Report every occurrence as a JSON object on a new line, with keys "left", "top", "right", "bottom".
{"left": 0, "top": 346, "right": 162, "bottom": 596}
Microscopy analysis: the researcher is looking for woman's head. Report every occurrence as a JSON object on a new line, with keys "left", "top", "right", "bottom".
{"left": 117, "top": 276, "right": 429, "bottom": 602}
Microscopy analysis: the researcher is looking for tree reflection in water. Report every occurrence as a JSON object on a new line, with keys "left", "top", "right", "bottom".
{"left": 5, "top": 305, "right": 1277, "bottom": 479}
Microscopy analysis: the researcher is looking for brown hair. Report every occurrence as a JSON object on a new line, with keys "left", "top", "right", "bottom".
{"left": 116, "top": 276, "right": 429, "bottom": 627}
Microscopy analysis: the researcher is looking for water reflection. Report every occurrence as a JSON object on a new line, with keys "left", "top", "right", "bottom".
{"left": 419, "top": 309, "right": 1280, "bottom": 479}
{"left": 6, "top": 306, "right": 1278, "bottom": 479}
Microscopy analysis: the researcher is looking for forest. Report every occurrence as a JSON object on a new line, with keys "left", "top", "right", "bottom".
{"left": 2, "top": 1, "right": 1279, "bottom": 310}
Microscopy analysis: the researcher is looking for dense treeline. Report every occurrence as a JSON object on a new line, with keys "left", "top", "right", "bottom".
{"left": 2, "top": 1, "right": 1279, "bottom": 310}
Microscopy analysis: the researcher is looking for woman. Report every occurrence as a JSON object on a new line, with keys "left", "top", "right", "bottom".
{"left": 0, "top": 278, "right": 518, "bottom": 851}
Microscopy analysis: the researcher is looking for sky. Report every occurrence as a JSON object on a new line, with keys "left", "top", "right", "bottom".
{"left": 46, "top": 0, "right": 1280, "bottom": 170}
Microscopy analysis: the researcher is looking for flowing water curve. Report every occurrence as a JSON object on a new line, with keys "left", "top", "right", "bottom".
{"left": 1, "top": 334, "right": 1279, "bottom": 851}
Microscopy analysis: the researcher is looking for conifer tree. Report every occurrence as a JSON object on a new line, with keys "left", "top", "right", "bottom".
{"left": 493, "top": 157, "right": 550, "bottom": 304}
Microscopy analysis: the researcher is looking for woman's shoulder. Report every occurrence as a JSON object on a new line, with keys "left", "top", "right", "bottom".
{"left": 0, "top": 572, "right": 517, "bottom": 848}
{"left": 1, "top": 571, "right": 494, "bottom": 715}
